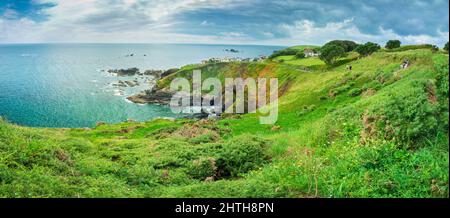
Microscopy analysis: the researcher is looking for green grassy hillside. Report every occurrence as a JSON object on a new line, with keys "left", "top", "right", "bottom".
{"left": 0, "top": 48, "right": 448, "bottom": 197}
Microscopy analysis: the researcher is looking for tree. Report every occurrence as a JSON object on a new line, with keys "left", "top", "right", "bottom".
{"left": 295, "top": 51, "right": 306, "bottom": 59}
{"left": 319, "top": 44, "right": 346, "bottom": 65}
{"left": 444, "top": 42, "right": 449, "bottom": 52}
{"left": 430, "top": 45, "right": 439, "bottom": 52}
{"left": 385, "top": 40, "right": 401, "bottom": 49}
{"left": 355, "top": 42, "right": 381, "bottom": 57}
{"left": 323, "top": 40, "right": 359, "bottom": 52}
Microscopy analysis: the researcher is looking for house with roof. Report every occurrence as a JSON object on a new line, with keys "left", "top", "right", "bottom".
{"left": 303, "top": 48, "right": 319, "bottom": 57}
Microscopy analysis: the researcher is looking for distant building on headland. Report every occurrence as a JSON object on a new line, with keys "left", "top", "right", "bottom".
{"left": 303, "top": 48, "right": 320, "bottom": 57}
{"left": 201, "top": 55, "right": 267, "bottom": 64}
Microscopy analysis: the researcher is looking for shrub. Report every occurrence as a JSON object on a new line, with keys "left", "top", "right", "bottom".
{"left": 386, "top": 44, "right": 440, "bottom": 52}
{"left": 215, "top": 135, "right": 269, "bottom": 178}
{"left": 355, "top": 42, "right": 381, "bottom": 56}
{"left": 319, "top": 44, "right": 346, "bottom": 65}
{"left": 348, "top": 88, "right": 362, "bottom": 97}
{"left": 444, "top": 42, "right": 449, "bottom": 52}
{"left": 269, "top": 49, "right": 297, "bottom": 59}
{"left": 296, "top": 105, "right": 316, "bottom": 116}
{"left": 362, "top": 81, "right": 383, "bottom": 91}
{"left": 385, "top": 40, "right": 401, "bottom": 49}
{"left": 331, "top": 83, "right": 353, "bottom": 95}
{"left": 188, "top": 132, "right": 220, "bottom": 144}
{"left": 430, "top": 45, "right": 439, "bottom": 52}
{"left": 295, "top": 51, "right": 306, "bottom": 59}
{"left": 366, "top": 80, "right": 442, "bottom": 147}
{"left": 187, "top": 157, "right": 217, "bottom": 180}
{"left": 323, "top": 40, "right": 359, "bottom": 52}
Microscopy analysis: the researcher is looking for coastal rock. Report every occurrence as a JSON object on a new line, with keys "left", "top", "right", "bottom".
{"left": 126, "top": 88, "right": 174, "bottom": 104}
{"left": 224, "top": 49, "right": 239, "bottom": 53}
{"left": 143, "top": 69, "right": 163, "bottom": 77}
{"left": 108, "top": 68, "right": 140, "bottom": 76}
{"left": 112, "top": 80, "right": 127, "bottom": 87}
{"left": 161, "top": 68, "right": 179, "bottom": 78}
{"left": 124, "top": 80, "right": 139, "bottom": 87}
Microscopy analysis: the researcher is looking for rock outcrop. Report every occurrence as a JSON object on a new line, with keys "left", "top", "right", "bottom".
{"left": 126, "top": 88, "right": 174, "bottom": 104}
{"left": 161, "top": 68, "right": 179, "bottom": 78}
{"left": 108, "top": 68, "right": 140, "bottom": 76}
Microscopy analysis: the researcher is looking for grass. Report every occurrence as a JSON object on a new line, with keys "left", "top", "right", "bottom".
{"left": 274, "top": 55, "right": 325, "bottom": 67}
{"left": 0, "top": 47, "right": 448, "bottom": 198}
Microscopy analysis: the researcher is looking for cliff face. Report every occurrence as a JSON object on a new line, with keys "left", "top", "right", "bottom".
{"left": 126, "top": 61, "right": 292, "bottom": 109}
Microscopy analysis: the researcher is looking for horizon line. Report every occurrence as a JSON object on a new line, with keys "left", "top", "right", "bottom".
{"left": 0, "top": 42, "right": 292, "bottom": 47}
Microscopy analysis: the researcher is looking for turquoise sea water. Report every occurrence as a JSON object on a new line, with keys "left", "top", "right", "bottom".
{"left": 0, "top": 44, "right": 283, "bottom": 128}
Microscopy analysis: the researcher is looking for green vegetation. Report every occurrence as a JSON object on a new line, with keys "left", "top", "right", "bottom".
{"left": 386, "top": 44, "right": 442, "bottom": 52}
{"left": 269, "top": 45, "right": 319, "bottom": 59}
{"left": 295, "top": 51, "right": 306, "bottom": 59}
{"left": 385, "top": 40, "right": 401, "bottom": 49}
{"left": 323, "top": 40, "right": 359, "bottom": 52}
{"left": 445, "top": 42, "right": 449, "bottom": 52}
{"left": 355, "top": 42, "right": 381, "bottom": 57}
{"left": 0, "top": 45, "right": 448, "bottom": 198}
{"left": 319, "top": 44, "right": 346, "bottom": 65}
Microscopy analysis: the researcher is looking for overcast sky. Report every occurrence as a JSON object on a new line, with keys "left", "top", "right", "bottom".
{"left": 0, "top": 0, "right": 448, "bottom": 46}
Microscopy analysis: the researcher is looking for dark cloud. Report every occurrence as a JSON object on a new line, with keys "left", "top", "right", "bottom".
{"left": 172, "top": 0, "right": 449, "bottom": 39}
{"left": 1, "top": 0, "right": 448, "bottom": 44}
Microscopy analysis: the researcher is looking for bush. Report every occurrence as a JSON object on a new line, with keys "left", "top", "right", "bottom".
{"left": 295, "top": 51, "right": 306, "bottom": 59}
{"left": 187, "top": 157, "right": 217, "bottom": 180}
{"left": 386, "top": 44, "right": 441, "bottom": 52}
{"left": 323, "top": 40, "right": 359, "bottom": 52}
{"left": 348, "top": 88, "right": 362, "bottom": 97}
{"left": 444, "top": 42, "right": 449, "bottom": 52}
{"left": 188, "top": 132, "right": 220, "bottom": 144}
{"left": 362, "top": 81, "right": 383, "bottom": 91}
{"left": 430, "top": 45, "right": 439, "bottom": 52}
{"left": 385, "top": 40, "right": 401, "bottom": 49}
{"left": 215, "top": 135, "right": 269, "bottom": 178}
{"left": 366, "top": 80, "right": 442, "bottom": 147}
{"left": 269, "top": 49, "right": 297, "bottom": 59}
{"left": 331, "top": 83, "right": 353, "bottom": 95}
{"left": 355, "top": 42, "right": 381, "bottom": 56}
{"left": 319, "top": 44, "right": 346, "bottom": 65}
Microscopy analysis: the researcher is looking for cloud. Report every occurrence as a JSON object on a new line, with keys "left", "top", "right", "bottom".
{"left": 267, "top": 18, "right": 449, "bottom": 46}
{"left": 1, "top": 9, "right": 18, "bottom": 19}
{"left": 0, "top": 0, "right": 448, "bottom": 45}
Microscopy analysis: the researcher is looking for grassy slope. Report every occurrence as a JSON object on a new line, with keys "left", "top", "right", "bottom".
{"left": 0, "top": 48, "right": 448, "bottom": 198}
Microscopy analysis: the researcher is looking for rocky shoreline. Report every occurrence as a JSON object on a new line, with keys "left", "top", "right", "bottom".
{"left": 107, "top": 67, "right": 179, "bottom": 78}
{"left": 126, "top": 88, "right": 174, "bottom": 104}
{"left": 107, "top": 66, "right": 222, "bottom": 120}
{"left": 106, "top": 67, "right": 179, "bottom": 105}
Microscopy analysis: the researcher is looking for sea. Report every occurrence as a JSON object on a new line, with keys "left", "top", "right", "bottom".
{"left": 0, "top": 43, "right": 283, "bottom": 127}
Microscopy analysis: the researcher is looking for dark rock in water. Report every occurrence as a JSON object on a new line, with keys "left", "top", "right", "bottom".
{"left": 108, "top": 68, "right": 140, "bottom": 76}
{"left": 144, "top": 69, "right": 163, "bottom": 76}
{"left": 113, "top": 80, "right": 127, "bottom": 87}
{"left": 124, "top": 80, "right": 139, "bottom": 87}
{"left": 225, "top": 49, "right": 239, "bottom": 53}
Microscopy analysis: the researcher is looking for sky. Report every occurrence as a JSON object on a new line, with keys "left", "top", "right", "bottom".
{"left": 0, "top": 0, "right": 448, "bottom": 46}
